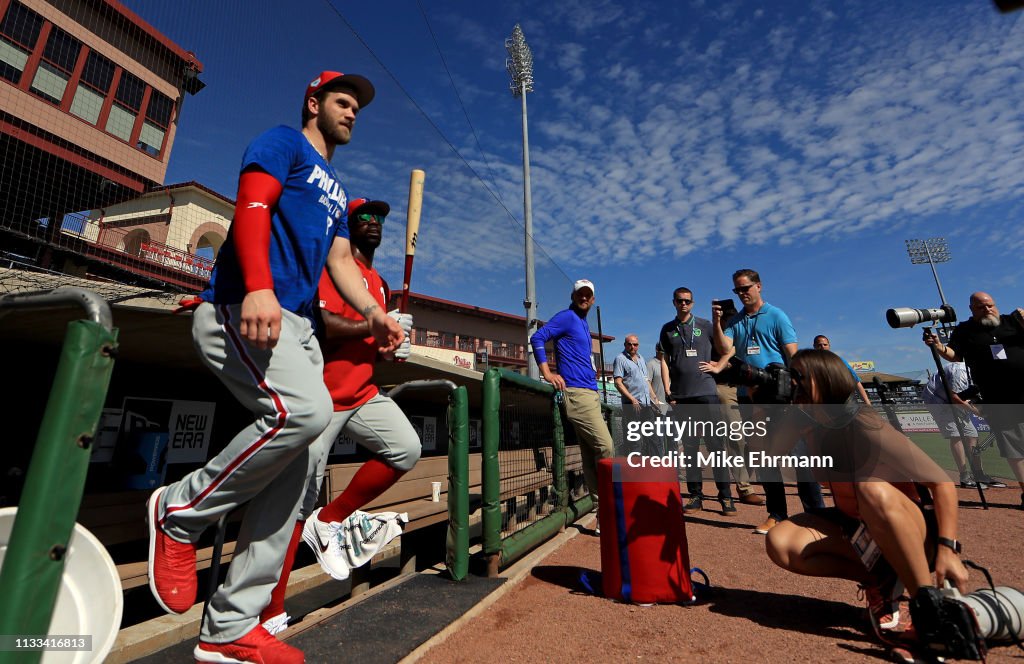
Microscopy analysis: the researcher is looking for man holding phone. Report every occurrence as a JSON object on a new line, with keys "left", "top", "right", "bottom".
{"left": 712, "top": 269, "right": 823, "bottom": 534}
{"left": 704, "top": 297, "right": 763, "bottom": 506}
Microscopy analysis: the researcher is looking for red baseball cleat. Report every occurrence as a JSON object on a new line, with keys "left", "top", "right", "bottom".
{"left": 147, "top": 486, "right": 198, "bottom": 614}
{"left": 194, "top": 625, "right": 305, "bottom": 663}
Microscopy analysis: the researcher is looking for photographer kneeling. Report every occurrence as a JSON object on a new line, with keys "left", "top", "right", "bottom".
{"left": 765, "top": 349, "right": 969, "bottom": 644}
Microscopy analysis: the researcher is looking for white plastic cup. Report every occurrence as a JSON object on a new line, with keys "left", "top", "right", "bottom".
{"left": 431, "top": 481, "right": 442, "bottom": 502}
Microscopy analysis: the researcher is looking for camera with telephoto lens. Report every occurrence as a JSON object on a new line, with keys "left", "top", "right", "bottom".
{"left": 720, "top": 357, "right": 793, "bottom": 404}
{"left": 886, "top": 304, "right": 957, "bottom": 329}
{"left": 909, "top": 582, "right": 1024, "bottom": 660}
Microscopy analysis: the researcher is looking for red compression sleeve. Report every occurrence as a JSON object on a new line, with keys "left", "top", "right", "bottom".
{"left": 233, "top": 169, "right": 283, "bottom": 293}
{"left": 318, "top": 458, "right": 406, "bottom": 524}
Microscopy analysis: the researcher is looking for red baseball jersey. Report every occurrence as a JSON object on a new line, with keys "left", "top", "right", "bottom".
{"left": 318, "top": 264, "right": 388, "bottom": 411}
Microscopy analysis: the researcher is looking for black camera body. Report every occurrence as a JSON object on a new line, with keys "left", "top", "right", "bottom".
{"left": 721, "top": 357, "right": 793, "bottom": 403}
{"left": 910, "top": 587, "right": 987, "bottom": 660}
{"left": 956, "top": 384, "right": 983, "bottom": 405}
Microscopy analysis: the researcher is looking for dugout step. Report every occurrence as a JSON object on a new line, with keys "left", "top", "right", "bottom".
{"left": 130, "top": 571, "right": 505, "bottom": 664}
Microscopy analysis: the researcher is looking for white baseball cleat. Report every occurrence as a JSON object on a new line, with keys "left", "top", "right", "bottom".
{"left": 301, "top": 508, "right": 351, "bottom": 581}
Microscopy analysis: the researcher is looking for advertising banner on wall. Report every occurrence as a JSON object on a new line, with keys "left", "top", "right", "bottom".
{"left": 410, "top": 415, "right": 438, "bottom": 452}
{"left": 896, "top": 411, "right": 939, "bottom": 433}
{"left": 119, "top": 398, "right": 216, "bottom": 464}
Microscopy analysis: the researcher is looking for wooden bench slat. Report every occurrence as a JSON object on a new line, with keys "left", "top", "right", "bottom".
{"left": 118, "top": 541, "right": 239, "bottom": 589}
{"left": 93, "top": 444, "right": 579, "bottom": 593}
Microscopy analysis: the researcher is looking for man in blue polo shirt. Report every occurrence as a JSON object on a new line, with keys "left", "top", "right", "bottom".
{"left": 530, "top": 279, "right": 614, "bottom": 505}
{"left": 712, "top": 269, "right": 823, "bottom": 534}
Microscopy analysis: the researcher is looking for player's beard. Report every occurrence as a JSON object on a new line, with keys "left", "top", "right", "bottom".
{"left": 979, "top": 313, "right": 1000, "bottom": 327}
{"left": 317, "top": 113, "right": 352, "bottom": 147}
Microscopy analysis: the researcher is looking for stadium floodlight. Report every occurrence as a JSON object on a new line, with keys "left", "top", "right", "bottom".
{"left": 506, "top": 24, "right": 539, "bottom": 379}
{"left": 905, "top": 237, "right": 951, "bottom": 306}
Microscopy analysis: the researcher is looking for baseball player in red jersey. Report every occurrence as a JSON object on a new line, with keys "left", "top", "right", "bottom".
{"left": 260, "top": 197, "right": 420, "bottom": 634}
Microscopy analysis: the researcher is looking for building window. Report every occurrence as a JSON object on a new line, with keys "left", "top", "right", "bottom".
{"left": 0, "top": 1, "right": 43, "bottom": 84}
{"left": 422, "top": 330, "right": 456, "bottom": 349}
{"left": 105, "top": 70, "right": 144, "bottom": 141}
{"left": 138, "top": 90, "right": 173, "bottom": 156}
{"left": 70, "top": 50, "right": 114, "bottom": 124}
{"left": 491, "top": 342, "right": 525, "bottom": 360}
{"left": 29, "top": 26, "right": 81, "bottom": 104}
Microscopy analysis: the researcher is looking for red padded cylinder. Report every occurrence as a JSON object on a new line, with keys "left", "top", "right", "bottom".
{"left": 597, "top": 457, "right": 694, "bottom": 604}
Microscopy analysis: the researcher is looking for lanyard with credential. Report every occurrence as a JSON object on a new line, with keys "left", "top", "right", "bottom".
{"left": 744, "top": 310, "right": 762, "bottom": 352}
{"left": 676, "top": 318, "right": 696, "bottom": 351}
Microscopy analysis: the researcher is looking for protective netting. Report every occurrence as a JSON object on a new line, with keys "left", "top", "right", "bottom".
{"left": 496, "top": 384, "right": 558, "bottom": 537}
{"left": 0, "top": 0, "right": 574, "bottom": 323}
{"left": 0, "top": 262, "right": 183, "bottom": 307}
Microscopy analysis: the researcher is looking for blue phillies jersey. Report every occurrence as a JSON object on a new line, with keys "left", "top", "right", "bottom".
{"left": 201, "top": 125, "right": 349, "bottom": 321}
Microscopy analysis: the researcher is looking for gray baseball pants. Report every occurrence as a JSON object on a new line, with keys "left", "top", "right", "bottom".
{"left": 299, "top": 392, "right": 422, "bottom": 519}
{"left": 158, "top": 302, "right": 332, "bottom": 642}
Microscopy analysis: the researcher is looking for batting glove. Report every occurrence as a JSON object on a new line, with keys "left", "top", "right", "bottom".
{"left": 387, "top": 309, "right": 413, "bottom": 334}
{"left": 393, "top": 337, "right": 412, "bottom": 360}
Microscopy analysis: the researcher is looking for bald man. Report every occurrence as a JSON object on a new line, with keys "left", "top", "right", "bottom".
{"left": 926, "top": 292, "right": 1024, "bottom": 508}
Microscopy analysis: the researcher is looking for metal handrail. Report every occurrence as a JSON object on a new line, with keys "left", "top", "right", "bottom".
{"left": 0, "top": 286, "right": 112, "bottom": 330}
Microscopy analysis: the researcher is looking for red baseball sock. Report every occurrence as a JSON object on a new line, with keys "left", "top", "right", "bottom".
{"left": 261, "top": 520, "right": 303, "bottom": 622}
{"left": 318, "top": 458, "right": 405, "bottom": 524}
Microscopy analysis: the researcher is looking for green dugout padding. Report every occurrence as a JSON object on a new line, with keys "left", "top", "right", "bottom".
{"left": 481, "top": 368, "right": 594, "bottom": 572}
{"left": 446, "top": 386, "right": 470, "bottom": 581}
{"left": 0, "top": 318, "right": 117, "bottom": 664}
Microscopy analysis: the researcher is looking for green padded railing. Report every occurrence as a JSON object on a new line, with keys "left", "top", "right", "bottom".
{"left": 0, "top": 288, "right": 117, "bottom": 664}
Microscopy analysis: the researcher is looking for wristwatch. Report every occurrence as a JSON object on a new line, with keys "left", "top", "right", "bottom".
{"left": 937, "top": 536, "right": 962, "bottom": 554}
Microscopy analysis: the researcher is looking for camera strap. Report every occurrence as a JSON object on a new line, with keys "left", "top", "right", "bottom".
{"left": 961, "top": 558, "right": 1024, "bottom": 654}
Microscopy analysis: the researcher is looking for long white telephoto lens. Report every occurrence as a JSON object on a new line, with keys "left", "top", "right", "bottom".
{"left": 886, "top": 306, "right": 952, "bottom": 328}
{"left": 957, "top": 586, "right": 1024, "bottom": 643}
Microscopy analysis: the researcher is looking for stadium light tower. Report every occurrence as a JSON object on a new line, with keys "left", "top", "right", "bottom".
{"left": 905, "top": 238, "right": 952, "bottom": 305}
{"left": 506, "top": 24, "right": 539, "bottom": 380}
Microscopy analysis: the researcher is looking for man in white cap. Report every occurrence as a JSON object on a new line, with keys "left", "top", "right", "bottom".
{"left": 530, "top": 279, "right": 614, "bottom": 508}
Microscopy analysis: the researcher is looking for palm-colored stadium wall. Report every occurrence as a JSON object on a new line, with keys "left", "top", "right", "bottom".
{"left": 446, "top": 385, "right": 470, "bottom": 581}
{"left": 481, "top": 368, "right": 594, "bottom": 574}
{"left": 0, "top": 307, "right": 117, "bottom": 663}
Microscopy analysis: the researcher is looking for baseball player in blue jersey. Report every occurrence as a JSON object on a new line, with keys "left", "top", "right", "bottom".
{"left": 146, "top": 71, "right": 403, "bottom": 664}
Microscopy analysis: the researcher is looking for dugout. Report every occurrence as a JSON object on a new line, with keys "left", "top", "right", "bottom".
{"left": 0, "top": 267, "right": 487, "bottom": 654}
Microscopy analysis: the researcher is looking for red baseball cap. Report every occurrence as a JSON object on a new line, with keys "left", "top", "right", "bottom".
{"left": 305, "top": 71, "right": 375, "bottom": 108}
{"left": 347, "top": 198, "right": 390, "bottom": 217}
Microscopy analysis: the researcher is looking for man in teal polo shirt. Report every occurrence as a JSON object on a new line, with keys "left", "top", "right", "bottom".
{"left": 712, "top": 268, "right": 823, "bottom": 534}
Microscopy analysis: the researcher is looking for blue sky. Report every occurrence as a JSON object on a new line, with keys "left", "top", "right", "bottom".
{"left": 125, "top": 0, "right": 1024, "bottom": 375}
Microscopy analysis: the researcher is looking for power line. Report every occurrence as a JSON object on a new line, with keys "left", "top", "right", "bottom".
{"left": 320, "top": 0, "right": 572, "bottom": 284}
{"left": 416, "top": 0, "right": 504, "bottom": 207}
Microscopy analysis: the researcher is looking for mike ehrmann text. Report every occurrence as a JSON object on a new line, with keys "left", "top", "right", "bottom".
{"left": 625, "top": 450, "right": 835, "bottom": 469}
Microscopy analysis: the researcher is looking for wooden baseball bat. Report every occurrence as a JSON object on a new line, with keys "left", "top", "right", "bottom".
{"left": 401, "top": 169, "right": 424, "bottom": 314}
